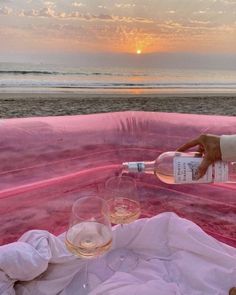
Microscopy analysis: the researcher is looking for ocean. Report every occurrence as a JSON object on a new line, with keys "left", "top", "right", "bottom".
{"left": 1, "top": 62, "right": 236, "bottom": 94}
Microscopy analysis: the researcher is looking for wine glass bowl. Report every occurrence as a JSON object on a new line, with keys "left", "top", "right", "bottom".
{"left": 65, "top": 196, "right": 113, "bottom": 259}
{"left": 105, "top": 175, "right": 141, "bottom": 225}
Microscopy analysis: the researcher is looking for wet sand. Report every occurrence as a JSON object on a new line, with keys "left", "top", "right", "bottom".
{"left": 0, "top": 92, "right": 236, "bottom": 118}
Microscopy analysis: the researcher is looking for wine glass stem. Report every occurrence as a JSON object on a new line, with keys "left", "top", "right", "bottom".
{"left": 119, "top": 224, "right": 125, "bottom": 261}
{"left": 82, "top": 261, "right": 88, "bottom": 290}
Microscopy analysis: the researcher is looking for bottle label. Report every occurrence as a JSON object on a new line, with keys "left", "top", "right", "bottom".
{"left": 214, "top": 161, "right": 228, "bottom": 182}
{"left": 173, "top": 156, "right": 213, "bottom": 183}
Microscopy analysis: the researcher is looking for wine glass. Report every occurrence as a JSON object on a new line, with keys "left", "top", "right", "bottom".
{"left": 65, "top": 195, "right": 112, "bottom": 293}
{"left": 105, "top": 175, "right": 141, "bottom": 272}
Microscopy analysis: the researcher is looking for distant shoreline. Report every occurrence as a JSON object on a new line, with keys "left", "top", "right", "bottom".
{"left": 1, "top": 92, "right": 236, "bottom": 118}
{"left": 1, "top": 90, "right": 236, "bottom": 98}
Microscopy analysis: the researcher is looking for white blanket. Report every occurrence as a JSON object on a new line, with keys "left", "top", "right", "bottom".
{"left": 1, "top": 212, "right": 236, "bottom": 295}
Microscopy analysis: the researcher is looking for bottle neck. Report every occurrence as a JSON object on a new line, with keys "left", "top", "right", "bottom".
{"left": 122, "top": 161, "right": 155, "bottom": 174}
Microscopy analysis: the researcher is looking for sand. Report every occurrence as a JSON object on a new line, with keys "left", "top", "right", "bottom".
{"left": 1, "top": 92, "right": 236, "bottom": 118}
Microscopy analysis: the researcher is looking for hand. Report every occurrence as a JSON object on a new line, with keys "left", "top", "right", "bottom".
{"left": 177, "top": 134, "right": 222, "bottom": 179}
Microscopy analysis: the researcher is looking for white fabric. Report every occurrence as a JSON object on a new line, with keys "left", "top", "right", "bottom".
{"left": 220, "top": 135, "right": 236, "bottom": 162}
{"left": 0, "top": 212, "right": 236, "bottom": 295}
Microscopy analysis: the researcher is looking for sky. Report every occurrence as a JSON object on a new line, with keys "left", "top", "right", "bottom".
{"left": 0, "top": 0, "right": 236, "bottom": 68}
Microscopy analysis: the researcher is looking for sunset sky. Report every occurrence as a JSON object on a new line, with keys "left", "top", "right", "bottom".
{"left": 0, "top": 0, "right": 236, "bottom": 67}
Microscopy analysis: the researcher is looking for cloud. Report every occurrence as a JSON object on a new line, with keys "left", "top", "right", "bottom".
{"left": 20, "top": 7, "right": 56, "bottom": 17}
{"left": 223, "top": 0, "right": 236, "bottom": 3}
{"left": 0, "top": 6, "right": 12, "bottom": 15}
{"left": 44, "top": 1, "right": 55, "bottom": 6}
{"left": 195, "top": 10, "right": 207, "bottom": 14}
{"left": 3, "top": 5, "right": 153, "bottom": 23}
{"left": 23, "top": 9, "right": 38, "bottom": 16}
{"left": 72, "top": 2, "right": 85, "bottom": 7}
{"left": 189, "top": 19, "right": 212, "bottom": 25}
{"left": 96, "top": 14, "right": 112, "bottom": 20}
{"left": 38, "top": 7, "right": 55, "bottom": 17}
{"left": 115, "top": 3, "right": 136, "bottom": 8}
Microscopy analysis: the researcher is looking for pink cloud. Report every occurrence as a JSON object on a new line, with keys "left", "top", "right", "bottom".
{"left": 0, "top": 6, "right": 12, "bottom": 15}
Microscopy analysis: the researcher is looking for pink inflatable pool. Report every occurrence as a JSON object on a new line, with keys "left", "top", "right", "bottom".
{"left": 1, "top": 111, "right": 236, "bottom": 247}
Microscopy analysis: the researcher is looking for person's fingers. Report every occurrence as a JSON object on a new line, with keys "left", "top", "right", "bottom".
{"left": 197, "top": 157, "right": 212, "bottom": 179}
{"left": 196, "top": 144, "right": 204, "bottom": 156}
{"left": 177, "top": 138, "right": 201, "bottom": 152}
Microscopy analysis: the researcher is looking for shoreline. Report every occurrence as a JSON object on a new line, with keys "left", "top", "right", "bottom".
{"left": 1, "top": 90, "right": 236, "bottom": 98}
{"left": 1, "top": 92, "right": 236, "bottom": 118}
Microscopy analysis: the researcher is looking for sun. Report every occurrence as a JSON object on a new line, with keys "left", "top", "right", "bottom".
{"left": 136, "top": 49, "right": 142, "bottom": 54}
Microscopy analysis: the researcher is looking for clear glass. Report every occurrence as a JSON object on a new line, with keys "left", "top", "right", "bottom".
{"left": 105, "top": 175, "right": 141, "bottom": 271}
{"left": 105, "top": 175, "right": 141, "bottom": 225}
{"left": 65, "top": 196, "right": 112, "bottom": 293}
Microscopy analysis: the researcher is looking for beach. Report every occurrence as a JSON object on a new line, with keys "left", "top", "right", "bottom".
{"left": 1, "top": 92, "right": 236, "bottom": 118}
{"left": 1, "top": 62, "right": 236, "bottom": 118}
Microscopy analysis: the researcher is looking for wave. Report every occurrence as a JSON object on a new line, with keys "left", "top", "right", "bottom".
{"left": 1, "top": 81, "right": 236, "bottom": 89}
{"left": 0, "top": 70, "right": 60, "bottom": 75}
{"left": 0, "top": 70, "right": 148, "bottom": 77}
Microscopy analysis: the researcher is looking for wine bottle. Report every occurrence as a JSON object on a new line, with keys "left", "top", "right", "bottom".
{"left": 122, "top": 151, "right": 235, "bottom": 184}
